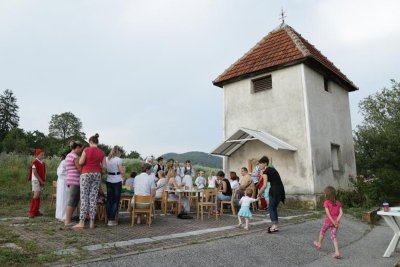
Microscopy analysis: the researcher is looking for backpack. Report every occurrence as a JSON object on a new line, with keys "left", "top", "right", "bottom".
{"left": 177, "top": 212, "right": 193, "bottom": 219}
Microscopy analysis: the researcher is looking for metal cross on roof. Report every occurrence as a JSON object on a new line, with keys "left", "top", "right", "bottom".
{"left": 279, "top": 8, "right": 287, "bottom": 25}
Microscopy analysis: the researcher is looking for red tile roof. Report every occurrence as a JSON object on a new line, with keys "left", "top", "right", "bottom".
{"left": 213, "top": 24, "right": 358, "bottom": 91}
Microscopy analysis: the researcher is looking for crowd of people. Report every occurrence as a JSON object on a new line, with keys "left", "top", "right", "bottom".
{"left": 28, "top": 134, "right": 287, "bottom": 231}
{"left": 27, "top": 133, "right": 344, "bottom": 257}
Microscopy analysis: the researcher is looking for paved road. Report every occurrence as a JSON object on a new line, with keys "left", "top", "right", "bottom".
{"left": 77, "top": 217, "right": 399, "bottom": 267}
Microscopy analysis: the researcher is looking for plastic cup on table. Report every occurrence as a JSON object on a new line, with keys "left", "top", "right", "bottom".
{"left": 383, "top": 202, "right": 389, "bottom": 212}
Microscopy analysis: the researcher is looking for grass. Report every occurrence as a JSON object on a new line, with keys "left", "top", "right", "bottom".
{"left": 0, "top": 153, "right": 233, "bottom": 266}
{"left": 0, "top": 223, "right": 66, "bottom": 267}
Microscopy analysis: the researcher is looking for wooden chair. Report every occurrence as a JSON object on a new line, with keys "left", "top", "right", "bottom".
{"left": 50, "top": 181, "right": 57, "bottom": 208}
{"left": 96, "top": 203, "right": 106, "bottom": 221}
{"left": 187, "top": 188, "right": 200, "bottom": 207}
{"left": 220, "top": 189, "right": 237, "bottom": 215}
{"left": 120, "top": 195, "right": 131, "bottom": 211}
{"left": 161, "top": 191, "right": 178, "bottom": 215}
{"left": 197, "top": 188, "right": 218, "bottom": 221}
{"left": 131, "top": 195, "right": 153, "bottom": 226}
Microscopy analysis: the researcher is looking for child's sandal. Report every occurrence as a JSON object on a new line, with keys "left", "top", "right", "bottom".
{"left": 333, "top": 253, "right": 341, "bottom": 259}
{"left": 313, "top": 241, "right": 321, "bottom": 250}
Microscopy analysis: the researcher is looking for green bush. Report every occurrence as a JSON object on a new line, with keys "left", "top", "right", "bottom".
{"left": 122, "top": 158, "right": 143, "bottom": 176}
{"left": 338, "top": 173, "right": 400, "bottom": 208}
{"left": 0, "top": 154, "right": 221, "bottom": 205}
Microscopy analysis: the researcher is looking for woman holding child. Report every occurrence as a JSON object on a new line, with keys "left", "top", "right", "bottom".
{"left": 216, "top": 171, "right": 232, "bottom": 214}
{"left": 258, "top": 156, "right": 285, "bottom": 233}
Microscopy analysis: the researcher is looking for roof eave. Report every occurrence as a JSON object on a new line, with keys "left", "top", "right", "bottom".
{"left": 304, "top": 58, "right": 359, "bottom": 92}
{"left": 212, "top": 58, "right": 308, "bottom": 88}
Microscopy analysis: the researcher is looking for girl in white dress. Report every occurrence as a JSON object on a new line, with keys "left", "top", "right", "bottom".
{"left": 173, "top": 160, "right": 183, "bottom": 186}
{"left": 207, "top": 171, "right": 217, "bottom": 188}
{"left": 182, "top": 160, "right": 194, "bottom": 189}
{"left": 55, "top": 155, "right": 68, "bottom": 221}
{"left": 237, "top": 189, "right": 259, "bottom": 230}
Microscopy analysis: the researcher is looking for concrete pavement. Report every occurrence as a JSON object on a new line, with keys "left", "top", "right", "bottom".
{"left": 76, "top": 217, "right": 399, "bottom": 267}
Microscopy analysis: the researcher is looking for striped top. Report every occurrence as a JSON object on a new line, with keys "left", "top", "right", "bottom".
{"left": 65, "top": 152, "right": 80, "bottom": 186}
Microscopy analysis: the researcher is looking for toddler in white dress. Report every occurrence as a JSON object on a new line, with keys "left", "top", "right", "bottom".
{"left": 237, "top": 189, "right": 259, "bottom": 230}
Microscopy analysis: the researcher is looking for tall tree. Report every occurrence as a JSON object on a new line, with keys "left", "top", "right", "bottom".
{"left": 48, "top": 112, "right": 86, "bottom": 144}
{"left": 0, "top": 89, "right": 19, "bottom": 140}
{"left": 354, "top": 79, "right": 400, "bottom": 203}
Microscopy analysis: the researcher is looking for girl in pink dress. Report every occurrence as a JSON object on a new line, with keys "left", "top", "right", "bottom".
{"left": 314, "top": 186, "right": 343, "bottom": 259}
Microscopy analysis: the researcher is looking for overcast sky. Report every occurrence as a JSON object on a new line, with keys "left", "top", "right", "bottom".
{"left": 1, "top": 0, "right": 399, "bottom": 157}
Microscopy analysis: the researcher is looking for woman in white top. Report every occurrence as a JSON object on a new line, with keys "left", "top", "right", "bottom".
{"left": 155, "top": 170, "right": 168, "bottom": 199}
{"left": 105, "top": 146, "right": 125, "bottom": 226}
{"left": 55, "top": 153, "right": 68, "bottom": 221}
{"left": 207, "top": 171, "right": 217, "bottom": 188}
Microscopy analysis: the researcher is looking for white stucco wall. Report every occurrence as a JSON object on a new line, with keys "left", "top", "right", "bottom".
{"left": 303, "top": 65, "right": 357, "bottom": 193}
{"left": 223, "top": 65, "right": 314, "bottom": 195}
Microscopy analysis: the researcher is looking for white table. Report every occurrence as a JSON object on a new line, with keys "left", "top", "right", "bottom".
{"left": 377, "top": 207, "right": 400, "bottom": 257}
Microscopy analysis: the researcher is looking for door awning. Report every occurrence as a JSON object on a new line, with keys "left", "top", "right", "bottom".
{"left": 211, "top": 127, "right": 297, "bottom": 156}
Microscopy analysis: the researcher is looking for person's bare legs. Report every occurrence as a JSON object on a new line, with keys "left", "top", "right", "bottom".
{"left": 65, "top": 206, "right": 75, "bottom": 226}
{"left": 314, "top": 233, "right": 324, "bottom": 249}
{"left": 333, "top": 240, "right": 340, "bottom": 257}
{"left": 237, "top": 215, "right": 242, "bottom": 227}
{"left": 244, "top": 218, "right": 249, "bottom": 230}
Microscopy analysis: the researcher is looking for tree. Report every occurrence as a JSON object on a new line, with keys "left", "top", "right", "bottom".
{"left": 26, "top": 130, "right": 63, "bottom": 156}
{"left": 48, "top": 112, "right": 86, "bottom": 145}
{"left": 1, "top": 128, "right": 28, "bottom": 153}
{"left": 354, "top": 79, "right": 400, "bottom": 204}
{"left": 98, "top": 143, "right": 112, "bottom": 156}
{"left": 0, "top": 89, "right": 19, "bottom": 140}
{"left": 126, "top": 150, "right": 141, "bottom": 159}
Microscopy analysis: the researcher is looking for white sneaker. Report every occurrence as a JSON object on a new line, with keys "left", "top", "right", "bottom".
{"left": 107, "top": 220, "right": 117, "bottom": 226}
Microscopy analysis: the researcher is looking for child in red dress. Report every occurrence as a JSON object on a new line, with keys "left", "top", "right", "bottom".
{"left": 28, "top": 149, "right": 46, "bottom": 218}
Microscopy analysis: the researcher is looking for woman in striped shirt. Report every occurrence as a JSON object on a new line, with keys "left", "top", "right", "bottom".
{"left": 64, "top": 141, "right": 83, "bottom": 227}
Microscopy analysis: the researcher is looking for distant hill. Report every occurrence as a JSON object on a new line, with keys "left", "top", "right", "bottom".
{"left": 161, "top": 151, "right": 222, "bottom": 169}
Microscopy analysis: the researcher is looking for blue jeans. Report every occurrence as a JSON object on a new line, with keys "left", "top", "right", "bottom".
{"left": 268, "top": 197, "right": 279, "bottom": 224}
{"left": 217, "top": 193, "right": 231, "bottom": 211}
{"left": 106, "top": 181, "right": 122, "bottom": 220}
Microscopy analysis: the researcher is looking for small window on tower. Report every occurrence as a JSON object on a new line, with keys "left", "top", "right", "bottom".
{"left": 252, "top": 75, "right": 272, "bottom": 93}
{"left": 331, "top": 144, "right": 340, "bottom": 171}
{"left": 324, "top": 77, "right": 330, "bottom": 92}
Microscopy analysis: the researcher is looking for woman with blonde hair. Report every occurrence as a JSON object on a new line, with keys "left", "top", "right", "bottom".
{"left": 105, "top": 145, "right": 125, "bottom": 226}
